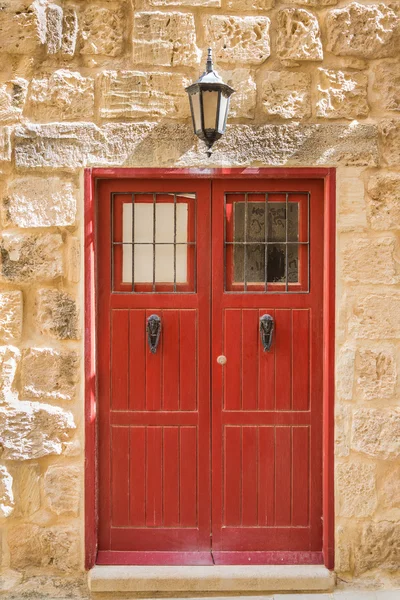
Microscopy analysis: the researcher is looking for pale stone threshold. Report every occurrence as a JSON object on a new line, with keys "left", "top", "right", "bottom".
{"left": 88, "top": 565, "right": 335, "bottom": 594}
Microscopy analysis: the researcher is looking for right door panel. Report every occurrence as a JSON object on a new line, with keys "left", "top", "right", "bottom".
{"left": 211, "top": 179, "right": 324, "bottom": 561}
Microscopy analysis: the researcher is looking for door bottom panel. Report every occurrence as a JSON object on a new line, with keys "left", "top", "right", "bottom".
{"left": 212, "top": 551, "right": 324, "bottom": 565}
{"left": 97, "top": 551, "right": 214, "bottom": 565}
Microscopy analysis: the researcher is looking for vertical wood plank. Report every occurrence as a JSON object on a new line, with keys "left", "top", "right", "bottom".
{"left": 163, "top": 427, "right": 180, "bottom": 527}
{"left": 258, "top": 426, "right": 275, "bottom": 526}
{"left": 146, "top": 426, "right": 163, "bottom": 527}
{"left": 179, "top": 311, "right": 197, "bottom": 411}
{"left": 224, "top": 426, "right": 242, "bottom": 525}
{"left": 129, "top": 426, "right": 146, "bottom": 526}
{"left": 111, "top": 426, "right": 130, "bottom": 526}
{"left": 275, "top": 426, "right": 292, "bottom": 526}
{"left": 241, "top": 426, "right": 258, "bottom": 526}
{"left": 129, "top": 310, "right": 146, "bottom": 411}
{"left": 224, "top": 310, "right": 242, "bottom": 410}
{"left": 292, "top": 309, "right": 310, "bottom": 411}
{"left": 258, "top": 308, "right": 275, "bottom": 410}
{"left": 242, "top": 311, "right": 258, "bottom": 410}
{"left": 180, "top": 427, "right": 197, "bottom": 527}
{"left": 275, "top": 310, "right": 292, "bottom": 411}
{"left": 162, "top": 311, "right": 180, "bottom": 411}
{"left": 111, "top": 311, "right": 129, "bottom": 410}
{"left": 145, "top": 310, "right": 162, "bottom": 411}
{"left": 292, "top": 426, "right": 310, "bottom": 526}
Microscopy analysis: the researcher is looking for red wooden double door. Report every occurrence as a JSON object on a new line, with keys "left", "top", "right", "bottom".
{"left": 97, "top": 177, "right": 324, "bottom": 565}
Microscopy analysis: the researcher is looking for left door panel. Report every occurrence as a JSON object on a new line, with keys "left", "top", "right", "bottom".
{"left": 96, "top": 179, "right": 211, "bottom": 564}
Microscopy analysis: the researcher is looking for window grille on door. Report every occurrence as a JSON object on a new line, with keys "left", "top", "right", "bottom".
{"left": 111, "top": 192, "right": 196, "bottom": 293}
{"left": 225, "top": 191, "right": 310, "bottom": 293}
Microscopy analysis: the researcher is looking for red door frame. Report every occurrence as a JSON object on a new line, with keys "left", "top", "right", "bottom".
{"left": 84, "top": 167, "right": 336, "bottom": 570}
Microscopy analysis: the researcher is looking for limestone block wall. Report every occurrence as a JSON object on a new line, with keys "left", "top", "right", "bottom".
{"left": 0, "top": 0, "right": 399, "bottom": 594}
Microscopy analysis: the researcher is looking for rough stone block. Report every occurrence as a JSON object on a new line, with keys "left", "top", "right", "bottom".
{"left": 261, "top": 71, "right": 311, "bottom": 119}
{"left": 378, "top": 465, "right": 400, "bottom": 510}
{"left": 21, "top": 348, "right": 79, "bottom": 402}
{"left": 28, "top": 70, "right": 94, "bottom": 121}
{"left": 0, "top": 291, "right": 23, "bottom": 343}
{"left": 0, "top": 78, "right": 28, "bottom": 125}
{"left": 66, "top": 236, "right": 80, "bottom": 283}
{"left": 99, "top": 71, "right": 190, "bottom": 120}
{"left": 336, "top": 345, "right": 355, "bottom": 401}
{"left": 367, "top": 173, "right": 400, "bottom": 230}
{"left": 0, "top": 346, "right": 20, "bottom": 404}
{"left": 133, "top": 12, "right": 200, "bottom": 66}
{"left": 4, "top": 176, "right": 77, "bottom": 228}
{"left": 80, "top": 3, "right": 124, "bottom": 57}
{"left": 226, "top": 0, "right": 274, "bottom": 9}
{"left": 372, "top": 62, "right": 400, "bottom": 112}
{"left": 36, "top": 289, "right": 79, "bottom": 340}
{"left": 0, "top": 401, "right": 75, "bottom": 460}
{"left": 380, "top": 119, "right": 400, "bottom": 166}
{"left": 8, "top": 524, "right": 80, "bottom": 572}
{"left": 349, "top": 293, "right": 400, "bottom": 339}
{"left": 0, "top": 233, "right": 63, "bottom": 282}
{"left": 205, "top": 16, "right": 270, "bottom": 65}
{"left": 351, "top": 407, "right": 400, "bottom": 459}
{"left": 46, "top": 3, "right": 63, "bottom": 54}
{"left": 357, "top": 347, "right": 397, "bottom": 401}
{"left": 0, "top": 465, "right": 14, "bottom": 518}
{"left": 354, "top": 521, "right": 400, "bottom": 574}
{"left": 341, "top": 235, "right": 399, "bottom": 284}
{"left": 276, "top": 9, "right": 323, "bottom": 63}
{"left": 220, "top": 69, "right": 256, "bottom": 119}
{"left": 14, "top": 122, "right": 379, "bottom": 169}
{"left": 61, "top": 7, "right": 78, "bottom": 57}
{"left": 335, "top": 404, "right": 351, "bottom": 457}
{"left": 337, "top": 167, "right": 367, "bottom": 232}
{"left": 146, "top": 0, "right": 220, "bottom": 4}
{"left": 316, "top": 69, "right": 368, "bottom": 119}
{"left": 0, "top": 127, "right": 11, "bottom": 162}
{"left": 44, "top": 465, "right": 80, "bottom": 515}
{"left": 0, "top": 569, "right": 22, "bottom": 592}
{"left": 336, "top": 462, "right": 377, "bottom": 517}
{"left": 286, "top": 0, "right": 337, "bottom": 4}
{"left": 12, "top": 463, "right": 40, "bottom": 517}
{"left": 326, "top": 3, "right": 400, "bottom": 59}
{"left": 335, "top": 525, "right": 351, "bottom": 573}
{"left": 0, "top": 1, "right": 47, "bottom": 54}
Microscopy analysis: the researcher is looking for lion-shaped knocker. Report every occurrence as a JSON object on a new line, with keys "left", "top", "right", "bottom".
{"left": 146, "top": 314, "right": 161, "bottom": 354}
{"left": 259, "top": 314, "right": 274, "bottom": 352}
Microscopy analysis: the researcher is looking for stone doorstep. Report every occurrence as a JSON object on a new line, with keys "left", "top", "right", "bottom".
{"left": 88, "top": 565, "right": 335, "bottom": 594}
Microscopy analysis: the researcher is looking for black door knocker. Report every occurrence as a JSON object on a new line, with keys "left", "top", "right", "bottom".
{"left": 259, "top": 314, "right": 274, "bottom": 352}
{"left": 147, "top": 314, "right": 161, "bottom": 354}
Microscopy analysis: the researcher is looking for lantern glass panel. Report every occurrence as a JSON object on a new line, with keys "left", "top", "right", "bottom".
{"left": 202, "top": 90, "right": 219, "bottom": 130}
{"left": 218, "top": 94, "right": 229, "bottom": 132}
{"left": 190, "top": 92, "right": 202, "bottom": 132}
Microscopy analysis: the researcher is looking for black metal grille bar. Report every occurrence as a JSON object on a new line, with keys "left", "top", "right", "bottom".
{"left": 244, "top": 192, "right": 248, "bottom": 292}
{"left": 173, "top": 193, "right": 177, "bottom": 293}
{"left": 152, "top": 193, "right": 156, "bottom": 292}
{"left": 285, "top": 192, "right": 289, "bottom": 293}
{"left": 131, "top": 193, "right": 135, "bottom": 293}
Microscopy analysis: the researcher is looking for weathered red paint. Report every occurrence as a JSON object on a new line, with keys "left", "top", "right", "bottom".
{"left": 85, "top": 168, "right": 336, "bottom": 570}
{"left": 211, "top": 179, "right": 324, "bottom": 556}
{"left": 96, "top": 178, "right": 212, "bottom": 556}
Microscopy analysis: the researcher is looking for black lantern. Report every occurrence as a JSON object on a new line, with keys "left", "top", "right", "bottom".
{"left": 186, "top": 48, "right": 235, "bottom": 157}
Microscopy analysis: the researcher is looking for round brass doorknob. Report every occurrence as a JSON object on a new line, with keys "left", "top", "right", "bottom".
{"left": 217, "top": 355, "right": 227, "bottom": 365}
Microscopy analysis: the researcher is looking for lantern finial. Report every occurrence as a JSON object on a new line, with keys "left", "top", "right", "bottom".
{"left": 206, "top": 47, "right": 213, "bottom": 74}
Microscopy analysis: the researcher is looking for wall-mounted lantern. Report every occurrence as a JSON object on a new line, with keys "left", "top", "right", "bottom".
{"left": 185, "top": 48, "right": 235, "bottom": 157}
